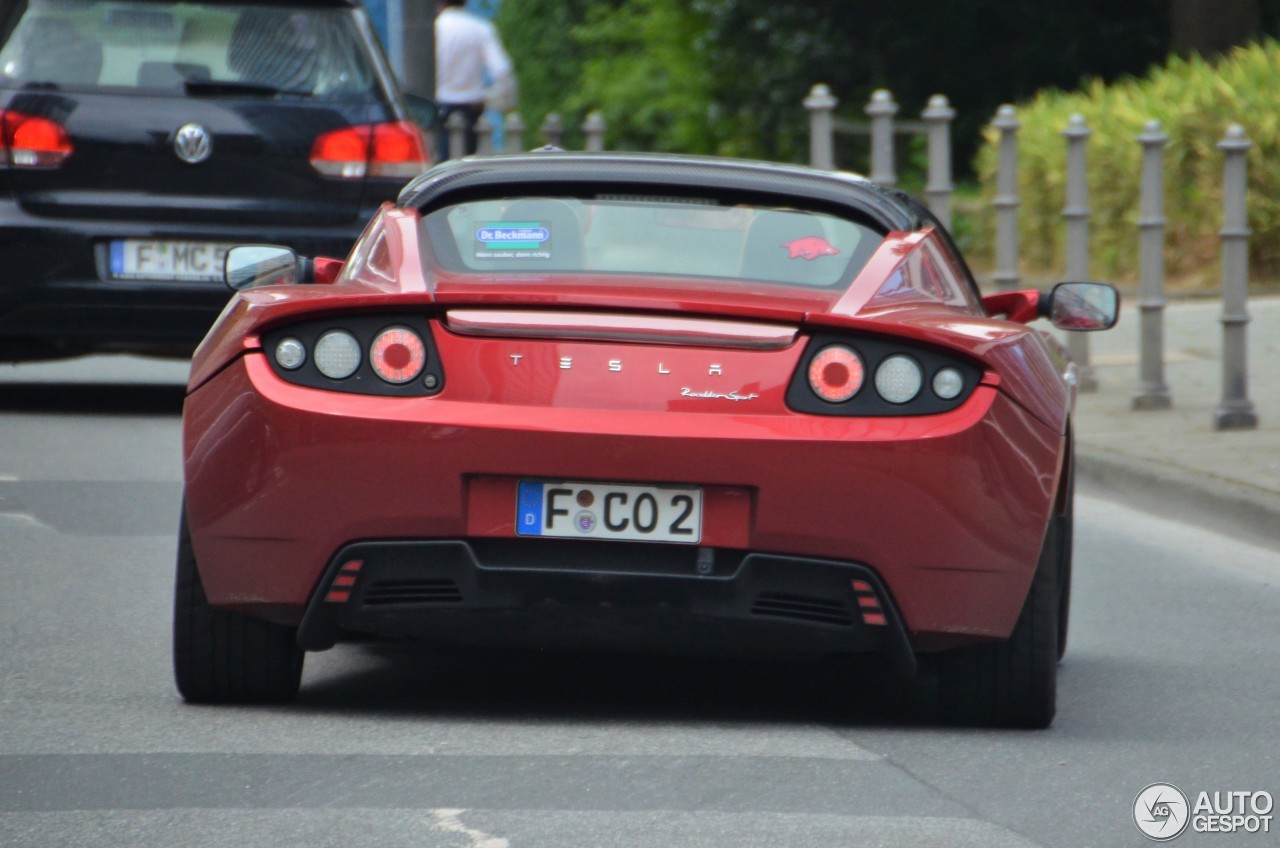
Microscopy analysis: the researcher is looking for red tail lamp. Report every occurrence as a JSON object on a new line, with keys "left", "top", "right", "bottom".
{"left": 1, "top": 110, "right": 74, "bottom": 167}
{"left": 370, "top": 326, "right": 426, "bottom": 384}
{"left": 310, "top": 121, "right": 429, "bottom": 179}
{"left": 808, "top": 345, "right": 865, "bottom": 403}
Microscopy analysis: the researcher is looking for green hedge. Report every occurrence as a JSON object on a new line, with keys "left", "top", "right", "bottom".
{"left": 974, "top": 40, "right": 1280, "bottom": 282}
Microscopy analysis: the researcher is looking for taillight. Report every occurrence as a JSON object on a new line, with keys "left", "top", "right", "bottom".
{"left": 370, "top": 121, "right": 428, "bottom": 178}
{"left": 1, "top": 110, "right": 74, "bottom": 168}
{"left": 807, "top": 345, "right": 865, "bottom": 403}
{"left": 309, "top": 120, "right": 428, "bottom": 180}
{"left": 370, "top": 326, "right": 426, "bottom": 384}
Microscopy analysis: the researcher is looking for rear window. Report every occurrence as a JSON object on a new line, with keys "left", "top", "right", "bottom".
{"left": 422, "top": 196, "right": 883, "bottom": 290}
{"left": 0, "top": 1, "right": 377, "bottom": 97}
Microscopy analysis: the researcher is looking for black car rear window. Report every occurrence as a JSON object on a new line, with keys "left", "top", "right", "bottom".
{"left": 0, "top": 1, "right": 376, "bottom": 97}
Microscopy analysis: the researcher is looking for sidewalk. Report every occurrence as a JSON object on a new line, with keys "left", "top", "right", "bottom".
{"left": 1059, "top": 295, "right": 1280, "bottom": 550}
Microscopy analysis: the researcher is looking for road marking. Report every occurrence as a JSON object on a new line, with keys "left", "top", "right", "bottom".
{"left": 430, "top": 809, "right": 510, "bottom": 848}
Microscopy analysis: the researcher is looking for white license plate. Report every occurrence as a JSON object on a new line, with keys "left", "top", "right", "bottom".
{"left": 109, "top": 240, "right": 235, "bottom": 282}
{"left": 517, "top": 480, "right": 703, "bottom": 544}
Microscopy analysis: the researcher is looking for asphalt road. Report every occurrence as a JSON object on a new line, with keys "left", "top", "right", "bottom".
{"left": 2, "top": 357, "right": 1278, "bottom": 848}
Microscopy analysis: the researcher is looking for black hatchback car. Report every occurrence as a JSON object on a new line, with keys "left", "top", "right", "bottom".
{"left": 0, "top": 0, "right": 432, "bottom": 361}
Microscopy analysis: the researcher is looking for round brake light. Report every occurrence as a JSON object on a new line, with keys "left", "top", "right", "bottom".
{"left": 370, "top": 326, "right": 426, "bottom": 384}
{"left": 807, "top": 345, "right": 864, "bottom": 403}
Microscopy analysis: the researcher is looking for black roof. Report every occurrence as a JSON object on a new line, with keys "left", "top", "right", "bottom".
{"left": 397, "top": 152, "right": 921, "bottom": 233}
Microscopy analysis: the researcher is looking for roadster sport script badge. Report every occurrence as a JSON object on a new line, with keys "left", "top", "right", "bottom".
{"left": 680, "top": 388, "right": 759, "bottom": 402}
{"left": 174, "top": 123, "right": 212, "bottom": 164}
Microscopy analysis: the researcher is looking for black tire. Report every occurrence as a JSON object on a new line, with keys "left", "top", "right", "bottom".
{"left": 1056, "top": 459, "right": 1075, "bottom": 662}
{"left": 936, "top": 517, "right": 1059, "bottom": 728}
{"left": 173, "top": 508, "right": 304, "bottom": 704}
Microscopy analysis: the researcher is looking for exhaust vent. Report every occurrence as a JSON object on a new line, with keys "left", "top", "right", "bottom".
{"left": 363, "top": 578, "right": 463, "bottom": 606}
{"left": 751, "top": 592, "right": 851, "bottom": 627}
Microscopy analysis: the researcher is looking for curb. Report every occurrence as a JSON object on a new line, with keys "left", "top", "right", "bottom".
{"left": 1076, "top": 448, "right": 1280, "bottom": 552}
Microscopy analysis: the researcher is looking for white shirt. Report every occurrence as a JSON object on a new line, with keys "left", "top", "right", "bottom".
{"left": 434, "top": 7, "right": 513, "bottom": 104}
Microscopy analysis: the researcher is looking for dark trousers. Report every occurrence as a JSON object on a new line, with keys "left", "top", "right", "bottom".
{"left": 437, "top": 102, "right": 485, "bottom": 159}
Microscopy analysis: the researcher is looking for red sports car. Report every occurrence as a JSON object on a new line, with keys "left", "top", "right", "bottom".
{"left": 174, "top": 153, "right": 1117, "bottom": 727}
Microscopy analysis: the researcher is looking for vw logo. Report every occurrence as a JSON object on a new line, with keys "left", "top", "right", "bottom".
{"left": 173, "top": 123, "right": 212, "bottom": 164}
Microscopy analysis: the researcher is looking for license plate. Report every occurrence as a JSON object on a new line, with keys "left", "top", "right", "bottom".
{"left": 517, "top": 480, "right": 703, "bottom": 544}
{"left": 109, "top": 240, "right": 235, "bottom": 282}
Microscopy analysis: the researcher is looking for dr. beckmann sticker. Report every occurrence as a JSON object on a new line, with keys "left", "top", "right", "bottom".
{"left": 475, "top": 222, "right": 552, "bottom": 260}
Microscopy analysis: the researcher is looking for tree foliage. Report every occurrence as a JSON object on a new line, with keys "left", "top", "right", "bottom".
{"left": 496, "top": 0, "right": 1277, "bottom": 175}
{"left": 568, "top": 0, "right": 717, "bottom": 153}
{"left": 493, "top": 0, "right": 596, "bottom": 149}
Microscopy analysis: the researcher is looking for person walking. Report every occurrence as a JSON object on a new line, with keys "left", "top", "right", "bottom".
{"left": 434, "top": 0, "right": 516, "bottom": 159}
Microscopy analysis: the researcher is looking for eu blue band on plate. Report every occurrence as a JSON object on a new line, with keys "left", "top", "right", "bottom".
{"left": 517, "top": 481, "right": 544, "bottom": 535}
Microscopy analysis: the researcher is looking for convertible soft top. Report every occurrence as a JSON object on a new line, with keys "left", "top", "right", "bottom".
{"left": 397, "top": 152, "right": 922, "bottom": 234}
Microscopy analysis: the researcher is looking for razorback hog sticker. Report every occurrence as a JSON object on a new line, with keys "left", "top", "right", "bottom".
{"left": 783, "top": 236, "right": 840, "bottom": 260}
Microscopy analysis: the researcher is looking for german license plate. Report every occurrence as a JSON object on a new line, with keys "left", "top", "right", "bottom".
{"left": 517, "top": 480, "right": 702, "bottom": 544}
{"left": 109, "top": 240, "right": 235, "bottom": 282}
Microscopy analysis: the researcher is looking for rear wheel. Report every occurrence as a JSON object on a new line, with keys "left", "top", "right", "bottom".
{"left": 173, "top": 508, "right": 304, "bottom": 703}
{"left": 936, "top": 517, "right": 1059, "bottom": 728}
{"left": 1056, "top": 459, "right": 1075, "bottom": 661}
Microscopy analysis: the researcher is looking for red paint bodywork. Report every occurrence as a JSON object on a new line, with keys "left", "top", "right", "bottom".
{"left": 184, "top": 204, "right": 1072, "bottom": 650}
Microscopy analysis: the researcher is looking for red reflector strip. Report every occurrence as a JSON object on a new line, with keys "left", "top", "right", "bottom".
{"left": 325, "top": 590, "right": 351, "bottom": 603}
{"left": 851, "top": 580, "right": 872, "bottom": 593}
{"left": 333, "top": 574, "right": 357, "bottom": 588}
{"left": 340, "top": 560, "right": 364, "bottom": 573}
{"left": 862, "top": 612, "right": 887, "bottom": 626}
{"left": 857, "top": 596, "right": 880, "bottom": 609}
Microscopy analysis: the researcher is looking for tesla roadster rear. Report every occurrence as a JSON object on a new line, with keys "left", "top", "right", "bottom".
{"left": 175, "top": 154, "right": 1118, "bottom": 726}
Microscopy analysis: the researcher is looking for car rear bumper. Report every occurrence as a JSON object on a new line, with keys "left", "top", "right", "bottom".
{"left": 184, "top": 354, "right": 1065, "bottom": 653}
{"left": 295, "top": 539, "right": 918, "bottom": 675}
{"left": 0, "top": 202, "right": 370, "bottom": 357}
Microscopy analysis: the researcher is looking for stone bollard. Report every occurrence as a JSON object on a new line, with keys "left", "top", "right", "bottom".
{"left": 1062, "top": 114, "right": 1097, "bottom": 392}
{"left": 922, "top": 94, "right": 955, "bottom": 230}
{"left": 805, "top": 84, "right": 838, "bottom": 170}
{"left": 583, "top": 111, "right": 606, "bottom": 152}
{"left": 475, "top": 113, "right": 494, "bottom": 156}
{"left": 445, "top": 109, "right": 468, "bottom": 161}
{"left": 503, "top": 112, "right": 525, "bottom": 153}
{"left": 865, "top": 89, "right": 898, "bottom": 186}
{"left": 1134, "top": 121, "right": 1172, "bottom": 410}
{"left": 992, "top": 105, "right": 1021, "bottom": 293}
{"left": 1214, "top": 124, "right": 1258, "bottom": 430}
{"left": 540, "top": 112, "right": 564, "bottom": 148}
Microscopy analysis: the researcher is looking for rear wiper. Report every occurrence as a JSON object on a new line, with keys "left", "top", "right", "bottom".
{"left": 183, "top": 80, "right": 309, "bottom": 98}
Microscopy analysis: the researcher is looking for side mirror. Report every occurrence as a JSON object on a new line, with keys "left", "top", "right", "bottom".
{"left": 1044, "top": 282, "right": 1119, "bottom": 331}
{"left": 224, "top": 245, "right": 304, "bottom": 291}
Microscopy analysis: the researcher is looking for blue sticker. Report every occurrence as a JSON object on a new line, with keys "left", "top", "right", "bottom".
{"left": 476, "top": 222, "right": 549, "bottom": 249}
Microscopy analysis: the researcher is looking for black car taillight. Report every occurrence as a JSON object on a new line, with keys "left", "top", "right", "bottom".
{"left": 309, "top": 120, "right": 429, "bottom": 180}
{"left": 0, "top": 109, "right": 73, "bottom": 168}
{"left": 787, "top": 333, "right": 983, "bottom": 416}
{"left": 262, "top": 315, "right": 444, "bottom": 397}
